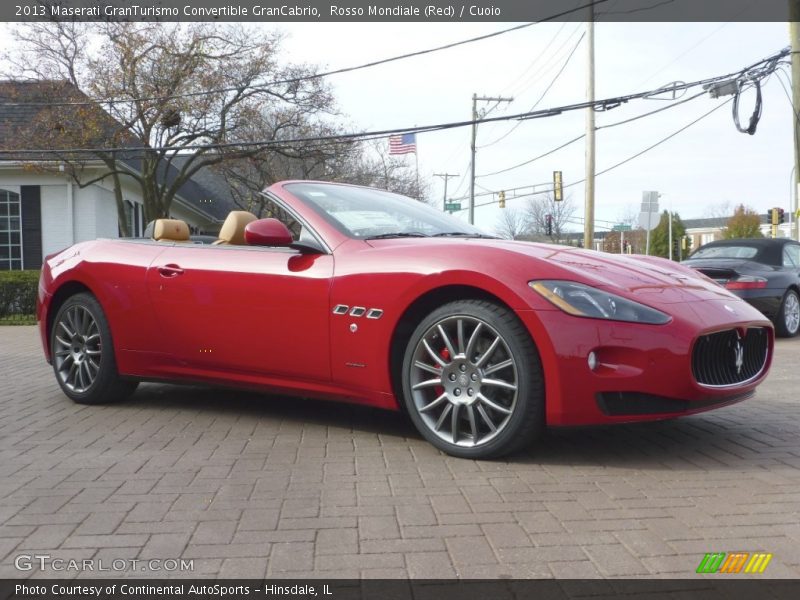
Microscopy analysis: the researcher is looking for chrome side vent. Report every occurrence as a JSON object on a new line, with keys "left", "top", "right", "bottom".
{"left": 349, "top": 306, "right": 366, "bottom": 317}
{"left": 366, "top": 309, "right": 384, "bottom": 320}
{"left": 332, "top": 304, "right": 349, "bottom": 315}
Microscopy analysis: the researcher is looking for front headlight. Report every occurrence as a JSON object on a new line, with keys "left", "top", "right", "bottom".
{"left": 529, "top": 280, "right": 671, "bottom": 325}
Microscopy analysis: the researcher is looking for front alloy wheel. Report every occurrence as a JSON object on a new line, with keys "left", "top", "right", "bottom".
{"left": 402, "top": 300, "right": 544, "bottom": 458}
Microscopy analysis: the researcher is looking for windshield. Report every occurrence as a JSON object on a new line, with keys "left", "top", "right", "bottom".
{"left": 688, "top": 245, "right": 759, "bottom": 260}
{"left": 284, "top": 182, "right": 488, "bottom": 239}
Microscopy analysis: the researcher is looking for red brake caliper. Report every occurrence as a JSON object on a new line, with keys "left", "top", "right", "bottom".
{"left": 434, "top": 348, "right": 451, "bottom": 397}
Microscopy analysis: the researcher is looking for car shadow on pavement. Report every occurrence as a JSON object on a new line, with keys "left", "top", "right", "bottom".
{"left": 518, "top": 414, "right": 799, "bottom": 470}
{"left": 127, "top": 381, "right": 419, "bottom": 438}
{"left": 120, "top": 382, "right": 799, "bottom": 470}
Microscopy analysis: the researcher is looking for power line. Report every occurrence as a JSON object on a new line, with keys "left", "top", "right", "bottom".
{"left": 0, "top": 1, "right": 612, "bottom": 109}
{"left": 476, "top": 90, "right": 707, "bottom": 178}
{"left": 441, "top": 20, "right": 576, "bottom": 189}
{"left": 479, "top": 30, "right": 586, "bottom": 149}
{"left": 499, "top": 22, "right": 570, "bottom": 99}
{"left": 460, "top": 95, "right": 735, "bottom": 212}
{"left": 0, "top": 48, "right": 786, "bottom": 159}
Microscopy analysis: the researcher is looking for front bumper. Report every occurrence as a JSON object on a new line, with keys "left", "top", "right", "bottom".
{"left": 516, "top": 300, "right": 773, "bottom": 427}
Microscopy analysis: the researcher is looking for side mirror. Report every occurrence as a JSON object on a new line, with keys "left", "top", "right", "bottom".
{"left": 244, "top": 218, "right": 293, "bottom": 247}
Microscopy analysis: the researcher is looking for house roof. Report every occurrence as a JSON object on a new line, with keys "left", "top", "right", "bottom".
{"left": 683, "top": 214, "right": 769, "bottom": 229}
{"left": 0, "top": 80, "right": 235, "bottom": 223}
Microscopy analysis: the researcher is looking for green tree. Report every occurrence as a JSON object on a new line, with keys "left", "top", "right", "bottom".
{"left": 723, "top": 204, "right": 764, "bottom": 239}
{"left": 649, "top": 210, "right": 686, "bottom": 260}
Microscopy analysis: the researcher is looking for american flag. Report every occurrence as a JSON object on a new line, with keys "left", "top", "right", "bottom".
{"left": 389, "top": 133, "right": 417, "bottom": 155}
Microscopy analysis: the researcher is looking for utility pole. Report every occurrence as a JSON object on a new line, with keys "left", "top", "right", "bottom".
{"left": 469, "top": 94, "right": 513, "bottom": 224}
{"left": 668, "top": 210, "right": 673, "bottom": 261}
{"left": 583, "top": 9, "right": 596, "bottom": 251}
{"left": 791, "top": 1, "right": 800, "bottom": 241}
{"left": 433, "top": 173, "right": 459, "bottom": 211}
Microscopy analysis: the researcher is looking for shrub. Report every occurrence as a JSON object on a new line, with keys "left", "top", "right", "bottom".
{"left": 0, "top": 270, "right": 40, "bottom": 321}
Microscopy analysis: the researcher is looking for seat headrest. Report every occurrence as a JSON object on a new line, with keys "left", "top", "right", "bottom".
{"left": 153, "top": 219, "right": 190, "bottom": 242}
{"left": 215, "top": 211, "right": 258, "bottom": 245}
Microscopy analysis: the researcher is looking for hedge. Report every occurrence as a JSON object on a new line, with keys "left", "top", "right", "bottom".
{"left": 0, "top": 270, "right": 39, "bottom": 324}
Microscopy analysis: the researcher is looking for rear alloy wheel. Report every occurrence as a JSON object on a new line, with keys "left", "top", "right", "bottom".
{"left": 776, "top": 289, "right": 800, "bottom": 338}
{"left": 401, "top": 300, "right": 544, "bottom": 459}
{"left": 51, "top": 293, "right": 138, "bottom": 404}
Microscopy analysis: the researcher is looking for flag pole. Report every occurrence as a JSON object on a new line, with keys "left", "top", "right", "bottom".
{"left": 415, "top": 150, "right": 420, "bottom": 200}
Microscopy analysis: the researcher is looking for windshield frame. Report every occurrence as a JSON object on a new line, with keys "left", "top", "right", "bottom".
{"left": 283, "top": 182, "right": 488, "bottom": 240}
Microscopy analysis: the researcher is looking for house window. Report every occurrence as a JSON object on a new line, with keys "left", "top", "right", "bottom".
{"left": 0, "top": 188, "right": 23, "bottom": 271}
{"left": 122, "top": 200, "right": 145, "bottom": 237}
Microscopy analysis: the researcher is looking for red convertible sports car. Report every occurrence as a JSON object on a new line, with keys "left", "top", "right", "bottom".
{"left": 38, "top": 181, "right": 774, "bottom": 458}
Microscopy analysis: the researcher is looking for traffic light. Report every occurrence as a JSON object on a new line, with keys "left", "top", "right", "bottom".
{"left": 498, "top": 190, "right": 506, "bottom": 209}
{"left": 553, "top": 171, "right": 563, "bottom": 201}
{"left": 770, "top": 207, "right": 783, "bottom": 225}
{"left": 778, "top": 207, "right": 785, "bottom": 223}
{"left": 545, "top": 214, "right": 553, "bottom": 236}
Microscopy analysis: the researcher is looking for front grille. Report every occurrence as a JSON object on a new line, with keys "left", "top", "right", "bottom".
{"left": 691, "top": 327, "right": 769, "bottom": 387}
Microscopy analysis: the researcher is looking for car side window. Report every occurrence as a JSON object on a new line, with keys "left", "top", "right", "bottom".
{"left": 784, "top": 245, "right": 800, "bottom": 268}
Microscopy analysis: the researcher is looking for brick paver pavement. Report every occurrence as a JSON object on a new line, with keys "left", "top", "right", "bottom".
{"left": 1, "top": 326, "right": 799, "bottom": 579}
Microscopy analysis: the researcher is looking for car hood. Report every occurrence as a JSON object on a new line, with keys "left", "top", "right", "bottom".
{"left": 483, "top": 239, "right": 739, "bottom": 304}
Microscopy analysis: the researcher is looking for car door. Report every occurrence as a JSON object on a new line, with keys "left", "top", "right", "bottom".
{"left": 783, "top": 242, "right": 800, "bottom": 285}
{"left": 784, "top": 243, "right": 800, "bottom": 268}
{"left": 145, "top": 242, "right": 333, "bottom": 383}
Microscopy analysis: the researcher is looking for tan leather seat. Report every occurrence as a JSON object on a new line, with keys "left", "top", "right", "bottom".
{"left": 214, "top": 211, "right": 257, "bottom": 245}
{"left": 153, "top": 219, "right": 190, "bottom": 242}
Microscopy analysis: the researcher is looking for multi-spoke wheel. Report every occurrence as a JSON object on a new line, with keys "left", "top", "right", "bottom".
{"left": 401, "top": 300, "right": 544, "bottom": 458}
{"left": 776, "top": 289, "right": 800, "bottom": 338}
{"left": 50, "top": 293, "right": 138, "bottom": 404}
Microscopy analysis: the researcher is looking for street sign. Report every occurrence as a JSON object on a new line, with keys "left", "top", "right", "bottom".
{"left": 612, "top": 224, "right": 632, "bottom": 232}
{"left": 641, "top": 190, "right": 659, "bottom": 212}
{"left": 445, "top": 202, "right": 461, "bottom": 212}
{"left": 638, "top": 190, "right": 660, "bottom": 231}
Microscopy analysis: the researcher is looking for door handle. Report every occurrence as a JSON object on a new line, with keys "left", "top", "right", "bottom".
{"left": 158, "top": 264, "right": 185, "bottom": 278}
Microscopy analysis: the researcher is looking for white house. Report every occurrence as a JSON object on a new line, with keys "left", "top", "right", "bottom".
{"left": 683, "top": 215, "right": 795, "bottom": 250}
{"left": 0, "top": 81, "right": 235, "bottom": 271}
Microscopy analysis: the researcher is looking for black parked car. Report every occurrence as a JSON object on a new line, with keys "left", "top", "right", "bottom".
{"left": 682, "top": 238, "right": 800, "bottom": 337}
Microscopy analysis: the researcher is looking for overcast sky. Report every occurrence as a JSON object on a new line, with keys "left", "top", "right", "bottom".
{"left": 1, "top": 19, "right": 793, "bottom": 234}
{"left": 276, "top": 21, "right": 792, "bottom": 233}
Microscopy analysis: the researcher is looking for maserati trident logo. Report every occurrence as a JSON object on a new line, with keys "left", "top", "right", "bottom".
{"left": 733, "top": 336, "right": 744, "bottom": 375}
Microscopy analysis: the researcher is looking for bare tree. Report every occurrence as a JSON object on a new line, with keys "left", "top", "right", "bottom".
{"left": 703, "top": 200, "right": 733, "bottom": 220}
{"left": 342, "top": 140, "right": 430, "bottom": 202}
{"left": 523, "top": 193, "right": 576, "bottom": 243}
{"left": 615, "top": 205, "right": 639, "bottom": 228}
{"left": 3, "top": 22, "right": 335, "bottom": 227}
{"left": 495, "top": 208, "right": 528, "bottom": 240}
{"left": 218, "top": 136, "right": 430, "bottom": 215}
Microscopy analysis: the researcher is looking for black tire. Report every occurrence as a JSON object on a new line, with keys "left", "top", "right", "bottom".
{"left": 400, "top": 299, "right": 544, "bottom": 459}
{"left": 775, "top": 288, "right": 800, "bottom": 338}
{"left": 50, "top": 292, "right": 138, "bottom": 404}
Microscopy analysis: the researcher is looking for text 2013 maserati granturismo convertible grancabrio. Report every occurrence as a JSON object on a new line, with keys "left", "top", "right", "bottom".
{"left": 38, "top": 181, "right": 774, "bottom": 458}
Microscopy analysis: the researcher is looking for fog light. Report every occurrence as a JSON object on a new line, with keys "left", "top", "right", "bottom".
{"left": 588, "top": 351, "right": 598, "bottom": 371}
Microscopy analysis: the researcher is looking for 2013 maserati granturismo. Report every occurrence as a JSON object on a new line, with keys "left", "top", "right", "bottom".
{"left": 37, "top": 181, "right": 774, "bottom": 458}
